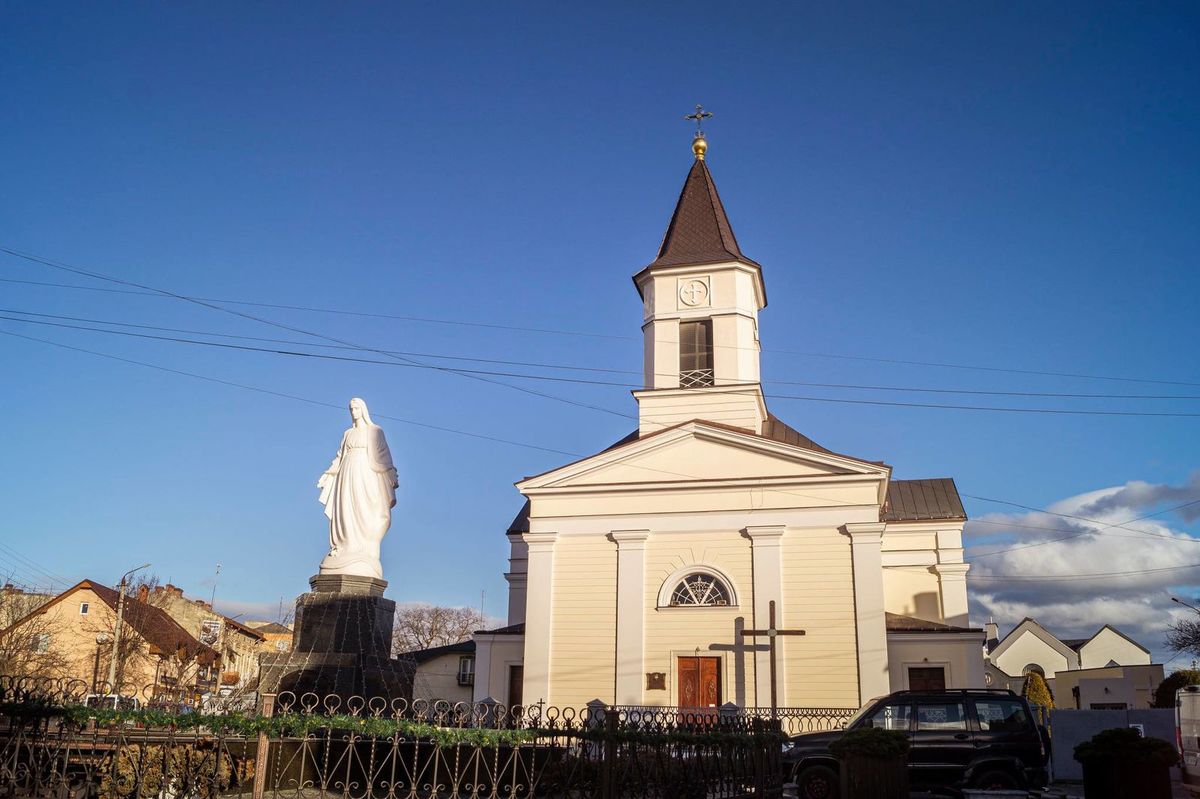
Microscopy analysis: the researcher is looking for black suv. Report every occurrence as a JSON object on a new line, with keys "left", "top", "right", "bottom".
{"left": 783, "top": 689, "right": 1049, "bottom": 798}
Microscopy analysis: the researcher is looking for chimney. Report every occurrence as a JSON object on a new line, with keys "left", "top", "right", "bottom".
{"left": 165, "top": 584, "right": 183, "bottom": 598}
{"left": 985, "top": 618, "right": 1000, "bottom": 655}
{"left": 137, "top": 585, "right": 150, "bottom": 603}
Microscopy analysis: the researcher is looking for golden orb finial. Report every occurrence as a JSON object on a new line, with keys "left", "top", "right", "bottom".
{"left": 684, "top": 104, "right": 713, "bottom": 161}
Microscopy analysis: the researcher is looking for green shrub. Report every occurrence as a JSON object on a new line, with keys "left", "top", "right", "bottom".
{"left": 1153, "top": 669, "right": 1200, "bottom": 709}
{"left": 1073, "top": 728, "right": 1179, "bottom": 768}
{"left": 1022, "top": 671, "right": 1055, "bottom": 708}
{"left": 829, "top": 727, "right": 910, "bottom": 759}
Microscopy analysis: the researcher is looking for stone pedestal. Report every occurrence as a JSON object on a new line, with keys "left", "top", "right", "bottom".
{"left": 258, "top": 575, "right": 412, "bottom": 702}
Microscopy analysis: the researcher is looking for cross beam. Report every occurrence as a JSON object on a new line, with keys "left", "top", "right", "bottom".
{"left": 684, "top": 104, "right": 713, "bottom": 136}
{"left": 740, "top": 600, "right": 804, "bottom": 717}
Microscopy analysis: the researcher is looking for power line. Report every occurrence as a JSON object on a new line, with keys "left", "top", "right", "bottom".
{"left": 0, "top": 246, "right": 637, "bottom": 422}
{"left": 968, "top": 517, "right": 1200, "bottom": 542}
{"left": 0, "top": 329, "right": 578, "bottom": 456}
{"left": 6, "top": 313, "right": 1200, "bottom": 419}
{"left": 0, "top": 328, "right": 895, "bottom": 513}
{"left": 969, "top": 562, "right": 1200, "bottom": 582}
{"left": 5, "top": 251, "right": 1199, "bottom": 389}
{"left": 9, "top": 322, "right": 1200, "bottom": 580}
{"left": 966, "top": 498, "right": 1200, "bottom": 559}
{"left": 6, "top": 307, "right": 1200, "bottom": 401}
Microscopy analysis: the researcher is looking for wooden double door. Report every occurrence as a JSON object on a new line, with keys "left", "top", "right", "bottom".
{"left": 678, "top": 656, "right": 720, "bottom": 708}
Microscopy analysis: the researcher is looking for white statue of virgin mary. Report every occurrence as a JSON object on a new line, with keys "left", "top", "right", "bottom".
{"left": 316, "top": 398, "right": 398, "bottom": 579}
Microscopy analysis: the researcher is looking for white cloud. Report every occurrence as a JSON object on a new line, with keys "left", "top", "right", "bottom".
{"left": 965, "top": 473, "right": 1200, "bottom": 666}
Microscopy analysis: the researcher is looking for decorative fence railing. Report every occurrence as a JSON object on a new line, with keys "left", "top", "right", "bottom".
{"left": 612, "top": 704, "right": 857, "bottom": 736}
{"left": 0, "top": 677, "right": 791, "bottom": 799}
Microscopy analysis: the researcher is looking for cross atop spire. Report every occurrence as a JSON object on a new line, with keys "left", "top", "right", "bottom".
{"left": 684, "top": 104, "right": 712, "bottom": 160}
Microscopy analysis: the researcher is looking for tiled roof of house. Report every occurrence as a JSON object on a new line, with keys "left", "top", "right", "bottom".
{"left": 246, "top": 621, "right": 293, "bottom": 635}
{"left": 0, "top": 580, "right": 217, "bottom": 664}
{"left": 86, "top": 581, "right": 217, "bottom": 663}
{"left": 881, "top": 478, "right": 967, "bottom": 522}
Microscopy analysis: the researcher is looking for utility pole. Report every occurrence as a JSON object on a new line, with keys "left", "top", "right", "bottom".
{"left": 105, "top": 563, "right": 150, "bottom": 694}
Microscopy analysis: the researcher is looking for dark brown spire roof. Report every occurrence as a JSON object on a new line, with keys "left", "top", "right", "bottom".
{"left": 647, "top": 159, "right": 760, "bottom": 271}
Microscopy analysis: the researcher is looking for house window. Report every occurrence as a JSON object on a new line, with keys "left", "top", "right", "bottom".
{"left": 679, "top": 320, "right": 714, "bottom": 388}
{"left": 275, "top": 640, "right": 288, "bottom": 651}
{"left": 31, "top": 633, "right": 51, "bottom": 653}
{"left": 457, "top": 655, "right": 475, "bottom": 686}
{"left": 1022, "top": 663, "right": 1045, "bottom": 677}
{"left": 79, "top": 602, "right": 89, "bottom": 615}
{"left": 668, "top": 573, "right": 732, "bottom": 607}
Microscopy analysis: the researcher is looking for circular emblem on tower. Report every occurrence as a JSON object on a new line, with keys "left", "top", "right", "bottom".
{"left": 678, "top": 278, "right": 710, "bottom": 308}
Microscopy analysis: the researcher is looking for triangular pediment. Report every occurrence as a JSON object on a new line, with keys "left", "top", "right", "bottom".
{"left": 518, "top": 421, "right": 888, "bottom": 491}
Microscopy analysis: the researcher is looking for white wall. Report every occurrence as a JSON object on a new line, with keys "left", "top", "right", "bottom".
{"left": 412, "top": 653, "right": 474, "bottom": 704}
{"left": 1078, "top": 627, "right": 1151, "bottom": 669}
{"left": 993, "top": 629, "right": 1075, "bottom": 679}
{"left": 887, "top": 633, "right": 987, "bottom": 693}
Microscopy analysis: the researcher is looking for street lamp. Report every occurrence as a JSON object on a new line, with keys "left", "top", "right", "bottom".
{"left": 105, "top": 563, "right": 150, "bottom": 695}
{"left": 1171, "top": 595, "right": 1200, "bottom": 611}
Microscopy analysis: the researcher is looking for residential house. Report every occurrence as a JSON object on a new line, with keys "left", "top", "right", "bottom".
{"left": 148, "top": 584, "right": 264, "bottom": 692}
{"left": 0, "top": 579, "right": 215, "bottom": 701}
{"left": 407, "top": 640, "right": 476, "bottom": 704}
{"left": 984, "top": 618, "right": 1161, "bottom": 708}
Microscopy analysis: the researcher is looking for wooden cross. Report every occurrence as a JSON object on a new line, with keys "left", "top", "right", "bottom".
{"left": 684, "top": 104, "right": 713, "bottom": 135}
{"left": 740, "top": 600, "right": 805, "bottom": 718}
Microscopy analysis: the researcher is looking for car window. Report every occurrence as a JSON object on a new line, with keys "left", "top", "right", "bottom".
{"left": 974, "top": 698, "right": 1030, "bottom": 733}
{"left": 865, "top": 703, "right": 911, "bottom": 731}
{"left": 915, "top": 702, "right": 967, "bottom": 731}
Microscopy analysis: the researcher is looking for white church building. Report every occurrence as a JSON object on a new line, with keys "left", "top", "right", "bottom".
{"left": 472, "top": 134, "right": 985, "bottom": 711}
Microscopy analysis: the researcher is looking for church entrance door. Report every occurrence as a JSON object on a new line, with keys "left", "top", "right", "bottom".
{"left": 677, "top": 656, "right": 720, "bottom": 708}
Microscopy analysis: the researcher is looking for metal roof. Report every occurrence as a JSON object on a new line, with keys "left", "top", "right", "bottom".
{"left": 882, "top": 478, "right": 967, "bottom": 522}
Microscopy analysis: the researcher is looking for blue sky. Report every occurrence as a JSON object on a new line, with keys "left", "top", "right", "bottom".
{"left": 1, "top": 3, "right": 1198, "bottom": 663}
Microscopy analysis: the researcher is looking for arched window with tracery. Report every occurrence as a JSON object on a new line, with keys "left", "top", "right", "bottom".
{"left": 668, "top": 572, "right": 732, "bottom": 607}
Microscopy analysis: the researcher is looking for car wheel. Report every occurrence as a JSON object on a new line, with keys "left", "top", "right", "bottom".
{"left": 971, "top": 768, "right": 1018, "bottom": 790}
{"left": 795, "top": 764, "right": 839, "bottom": 799}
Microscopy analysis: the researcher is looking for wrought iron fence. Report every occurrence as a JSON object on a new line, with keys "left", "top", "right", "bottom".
{"left": 0, "top": 677, "right": 786, "bottom": 799}
{"left": 612, "top": 705, "right": 857, "bottom": 736}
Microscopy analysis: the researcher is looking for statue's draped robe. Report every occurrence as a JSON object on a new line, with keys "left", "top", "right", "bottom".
{"left": 318, "top": 424, "right": 397, "bottom": 577}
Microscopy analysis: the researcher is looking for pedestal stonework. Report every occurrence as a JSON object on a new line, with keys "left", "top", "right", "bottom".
{"left": 258, "top": 575, "right": 412, "bottom": 701}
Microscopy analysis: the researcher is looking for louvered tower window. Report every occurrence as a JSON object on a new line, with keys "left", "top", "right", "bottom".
{"left": 679, "top": 320, "right": 714, "bottom": 388}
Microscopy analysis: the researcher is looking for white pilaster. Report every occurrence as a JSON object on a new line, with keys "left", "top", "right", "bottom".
{"left": 933, "top": 562, "right": 971, "bottom": 628}
{"left": 611, "top": 530, "right": 650, "bottom": 705}
{"left": 842, "top": 522, "right": 890, "bottom": 705}
{"left": 521, "top": 531, "right": 557, "bottom": 705}
{"left": 744, "top": 525, "right": 785, "bottom": 707}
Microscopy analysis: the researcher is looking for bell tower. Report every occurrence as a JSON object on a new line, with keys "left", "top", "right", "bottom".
{"left": 633, "top": 120, "right": 769, "bottom": 437}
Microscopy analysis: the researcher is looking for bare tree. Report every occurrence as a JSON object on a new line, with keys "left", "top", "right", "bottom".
{"left": 0, "top": 582, "right": 69, "bottom": 678}
{"left": 393, "top": 604, "right": 482, "bottom": 654}
{"left": 1167, "top": 616, "right": 1200, "bottom": 658}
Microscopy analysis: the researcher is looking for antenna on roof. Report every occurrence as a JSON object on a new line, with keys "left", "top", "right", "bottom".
{"left": 210, "top": 563, "right": 221, "bottom": 607}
